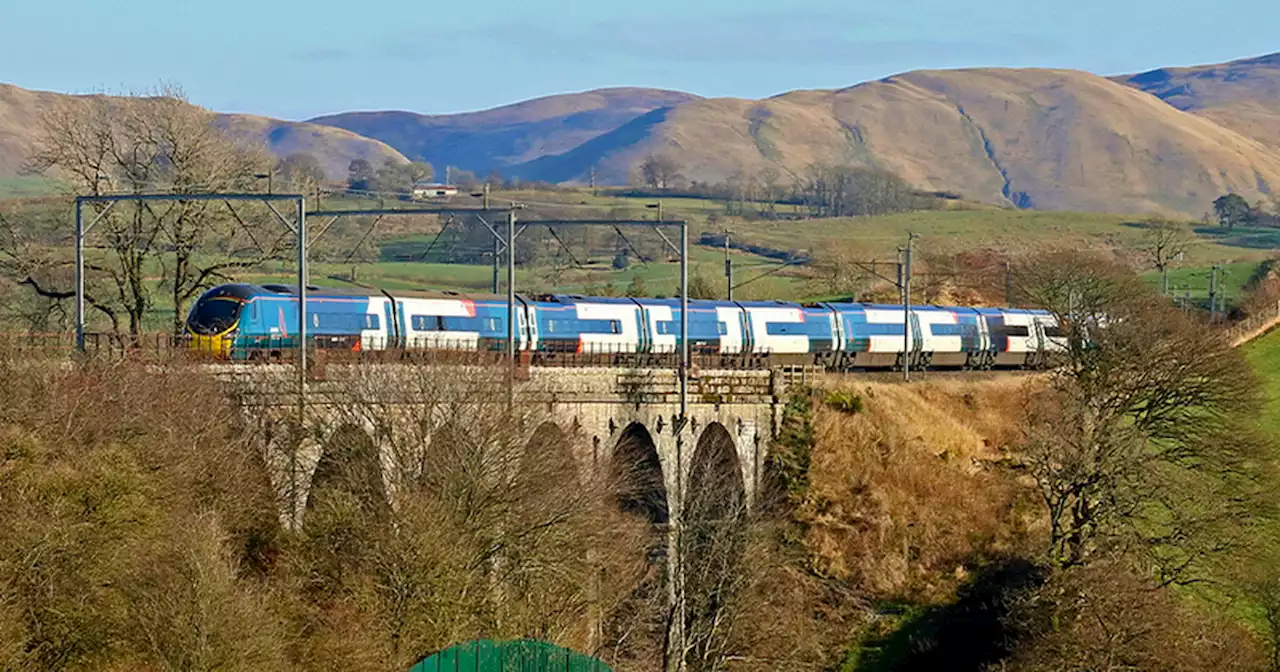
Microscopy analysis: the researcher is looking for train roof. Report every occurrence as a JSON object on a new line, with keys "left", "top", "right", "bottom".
{"left": 205, "top": 283, "right": 509, "bottom": 302}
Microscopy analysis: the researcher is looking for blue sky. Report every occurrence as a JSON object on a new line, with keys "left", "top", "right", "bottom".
{"left": 2, "top": 0, "right": 1277, "bottom": 120}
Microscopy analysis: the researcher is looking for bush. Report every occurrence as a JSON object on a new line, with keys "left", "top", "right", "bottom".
{"left": 824, "top": 390, "right": 863, "bottom": 414}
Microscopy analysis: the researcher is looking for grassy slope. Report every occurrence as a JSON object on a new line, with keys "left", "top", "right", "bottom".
{"left": 1247, "top": 329, "right": 1280, "bottom": 440}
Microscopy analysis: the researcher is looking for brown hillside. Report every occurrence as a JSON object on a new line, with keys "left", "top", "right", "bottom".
{"left": 214, "top": 114, "right": 407, "bottom": 180}
{"left": 516, "top": 68, "right": 1280, "bottom": 215}
{"left": 1117, "top": 53, "right": 1280, "bottom": 150}
{"left": 0, "top": 84, "right": 408, "bottom": 181}
{"left": 309, "top": 87, "right": 701, "bottom": 173}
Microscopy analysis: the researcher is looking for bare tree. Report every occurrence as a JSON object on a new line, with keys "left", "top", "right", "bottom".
{"left": 289, "top": 365, "right": 654, "bottom": 669}
{"left": 1001, "top": 559, "right": 1266, "bottom": 671}
{"left": 798, "top": 164, "right": 924, "bottom": 218}
{"left": 758, "top": 167, "right": 783, "bottom": 219}
{"left": 276, "top": 152, "right": 326, "bottom": 194}
{"left": 1139, "top": 217, "right": 1190, "bottom": 295}
{"left": 1014, "top": 251, "right": 1268, "bottom": 580}
{"left": 13, "top": 85, "right": 282, "bottom": 338}
{"left": 640, "top": 154, "right": 683, "bottom": 191}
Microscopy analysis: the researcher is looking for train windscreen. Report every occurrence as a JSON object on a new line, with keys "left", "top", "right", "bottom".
{"left": 187, "top": 297, "right": 243, "bottom": 335}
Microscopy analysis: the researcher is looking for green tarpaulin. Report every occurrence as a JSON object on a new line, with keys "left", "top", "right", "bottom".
{"left": 409, "top": 639, "right": 611, "bottom": 672}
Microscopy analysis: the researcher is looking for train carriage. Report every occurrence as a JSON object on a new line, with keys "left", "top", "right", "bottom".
{"left": 186, "top": 283, "right": 1066, "bottom": 371}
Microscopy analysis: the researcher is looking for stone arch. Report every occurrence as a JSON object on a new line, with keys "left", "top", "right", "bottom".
{"left": 682, "top": 422, "right": 748, "bottom": 660}
{"left": 612, "top": 422, "right": 669, "bottom": 525}
{"left": 305, "top": 423, "right": 391, "bottom": 526}
{"left": 524, "top": 421, "right": 580, "bottom": 485}
{"left": 685, "top": 422, "right": 746, "bottom": 528}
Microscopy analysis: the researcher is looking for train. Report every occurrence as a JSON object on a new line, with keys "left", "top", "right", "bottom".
{"left": 185, "top": 283, "right": 1067, "bottom": 370}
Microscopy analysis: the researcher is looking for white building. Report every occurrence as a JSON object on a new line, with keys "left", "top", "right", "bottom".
{"left": 411, "top": 183, "right": 459, "bottom": 201}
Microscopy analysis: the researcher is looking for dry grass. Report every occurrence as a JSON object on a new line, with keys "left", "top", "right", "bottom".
{"left": 797, "top": 377, "right": 1038, "bottom": 601}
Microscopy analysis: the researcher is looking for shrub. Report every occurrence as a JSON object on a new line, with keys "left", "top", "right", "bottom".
{"left": 824, "top": 390, "right": 863, "bottom": 414}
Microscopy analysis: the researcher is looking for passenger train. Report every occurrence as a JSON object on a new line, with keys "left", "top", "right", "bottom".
{"left": 185, "top": 283, "right": 1067, "bottom": 370}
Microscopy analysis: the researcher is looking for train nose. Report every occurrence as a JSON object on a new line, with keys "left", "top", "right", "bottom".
{"left": 188, "top": 332, "right": 231, "bottom": 359}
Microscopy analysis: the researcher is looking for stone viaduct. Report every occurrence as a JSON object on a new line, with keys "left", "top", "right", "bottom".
{"left": 210, "top": 360, "right": 794, "bottom": 532}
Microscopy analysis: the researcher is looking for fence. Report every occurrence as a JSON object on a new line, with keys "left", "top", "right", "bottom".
{"left": 1225, "top": 300, "right": 1280, "bottom": 347}
{"left": 0, "top": 332, "right": 776, "bottom": 375}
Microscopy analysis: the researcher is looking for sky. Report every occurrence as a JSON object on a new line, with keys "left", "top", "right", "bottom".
{"left": 2, "top": 0, "right": 1278, "bottom": 121}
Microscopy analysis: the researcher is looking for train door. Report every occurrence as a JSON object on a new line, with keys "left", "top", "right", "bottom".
{"left": 969, "top": 310, "right": 994, "bottom": 369}
{"left": 397, "top": 302, "right": 409, "bottom": 349}
{"left": 908, "top": 310, "right": 924, "bottom": 369}
{"left": 716, "top": 306, "right": 746, "bottom": 355}
{"left": 633, "top": 301, "right": 674, "bottom": 355}
{"left": 382, "top": 299, "right": 399, "bottom": 350}
{"left": 518, "top": 300, "right": 534, "bottom": 351}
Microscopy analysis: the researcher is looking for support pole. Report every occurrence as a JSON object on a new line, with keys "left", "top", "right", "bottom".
{"left": 492, "top": 230, "right": 501, "bottom": 294}
{"left": 74, "top": 199, "right": 85, "bottom": 353}
{"left": 724, "top": 230, "right": 733, "bottom": 301}
{"left": 485, "top": 186, "right": 500, "bottom": 294}
{"left": 507, "top": 209, "right": 517, "bottom": 410}
{"left": 297, "top": 198, "right": 308, "bottom": 384}
{"left": 1005, "top": 260, "right": 1013, "bottom": 308}
{"left": 1209, "top": 265, "right": 1220, "bottom": 322}
{"left": 680, "top": 219, "right": 689, "bottom": 418}
{"left": 293, "top": 196, "right": 307, "bottom": 529}
{"left": 903, "top": 234, "right": 915, "bottom": 382}
{"left": 675, "top": 218, "right": 689, "bottom": 672}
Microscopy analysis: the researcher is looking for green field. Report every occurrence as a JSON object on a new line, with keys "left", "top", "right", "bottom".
{"left": 1141, "top": 260, "right": 1270, "bottom": 309}
{"left": 717, "top": 210, "right": 1276, "bottom": 264}
{"left": 0, "top": 176, "right": 62, "bottom": 199}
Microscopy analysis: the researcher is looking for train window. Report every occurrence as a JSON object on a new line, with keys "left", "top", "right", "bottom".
{"left": 849, "top": 323, "right": 905, "bottom": 337}
{"left": 544, "top": 318, "right": 621, "bottom": 335}
{"left": 767, "top": 322, "right": 828, "bottom": 336}
{"left": 1042, "top": 326, "right": 1065, "bottom": 338}
{"left": 993, "top": 325, "right": 1030, "bottom": 338}
{"left": 411, "top": 315, "right": 443, "bottom": 331}
{"left": 441, "top": 316, "right": 501, "bottom": 332}
{"left": 657, "top": 321, "right": 727, "bottom": 336}
{"left": 187, "top": 297, "right": 243, "bottom": 335}
{"left": 313, "top": 313, "right": 370, "bottom": 331}
{"left": 930, "top": 324, "right": 977, "bottom": 337}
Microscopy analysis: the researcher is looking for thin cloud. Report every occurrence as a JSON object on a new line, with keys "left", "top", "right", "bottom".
{"left": 367, "top": 12, "right": 1062, "bottom": 72}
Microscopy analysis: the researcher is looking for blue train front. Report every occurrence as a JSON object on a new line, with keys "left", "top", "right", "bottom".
{"left": 186, "top": 283, "right": 1065, "bottom": 369}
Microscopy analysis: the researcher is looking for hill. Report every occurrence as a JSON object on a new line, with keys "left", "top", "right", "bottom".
{"left": 510, "top": 68, "right": 1280, "bottom": 215}
{"left": 214, "top": 114, "right": 407, "bottom": 180}
{"left": 1116, "top": 52, "right": 1280, "bottom": 149}
{"left": 309, "top": 87, "right": 701, "bottom": 174}
{"left": 0, "top": 83, "right": 408, "bottom": 182}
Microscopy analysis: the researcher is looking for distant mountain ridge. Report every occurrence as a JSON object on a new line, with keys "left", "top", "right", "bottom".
{"left": 1114, "top": 52, "right": 1280, "bottom": 153}
{"left": 309, "top": 87, "right": 701, "bottom": 175}
{"left": 4, "top": 51, "right": 1280, "bottom": 216}
{"left": 304, "top": 52, "right": 1280, "bottom": 216}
